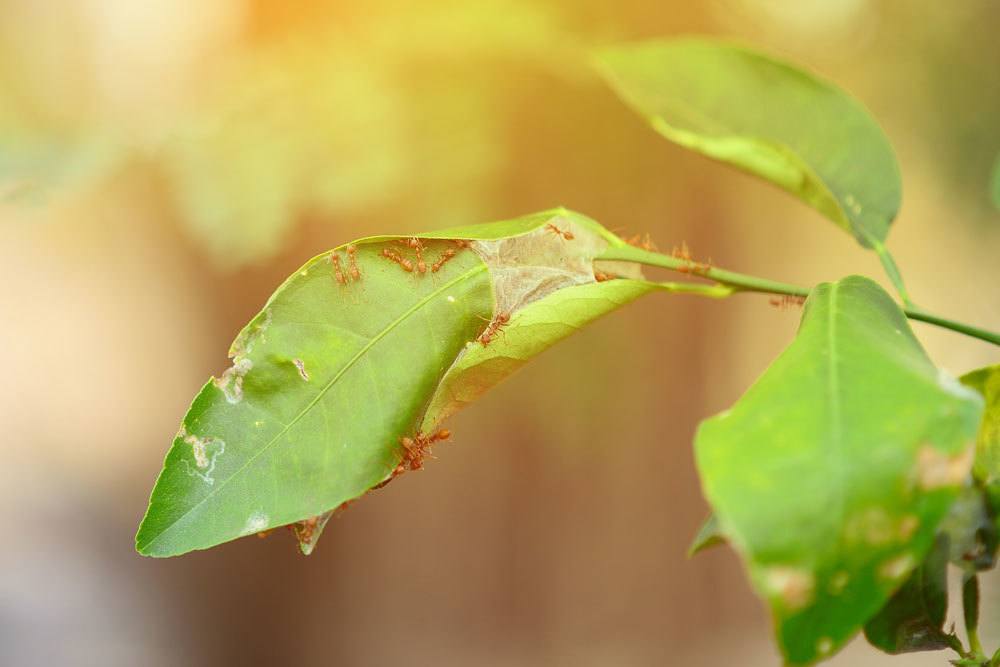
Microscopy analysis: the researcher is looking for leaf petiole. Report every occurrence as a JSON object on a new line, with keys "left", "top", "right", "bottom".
{"left": 597, "top": 244, "right": 1000, "bottom": 347}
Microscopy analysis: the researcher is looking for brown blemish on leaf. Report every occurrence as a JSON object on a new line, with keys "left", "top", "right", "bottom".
{"left": 213, "top": 357, "right": 253, "bottom": 403}
{"left": 293, "top": 358, "right": 309, "bottom": 381}
{"left": 844, "top": 507, "right": 894, "bottom": 546}
{"left": 898, "top": 515, "right": 919, "bottom": 542}
{"left": 879, "top": 553, "right": 916, "bottom": 581}
{"left": 915, "top": 443, "right": 974, "bottom": 490}
{"left": 828, "top": 571, "right": 850, "bottom": 595}
{"left": 816, "top": 637, "right": 834, "bottom": 656}
{"left": 762, "top": 566, "right": 815, "bottom": 611}
{"left": 177, "top": 426, "right": 226, "bottom": 484}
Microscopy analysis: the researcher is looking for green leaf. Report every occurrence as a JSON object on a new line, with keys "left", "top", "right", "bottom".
{"left": 694, "top": 276, "right": 983, "bottom": 665}
{"left": 136, "top": 209, "right": 657, "bottom": 557}
{"left": 863, "top": 534, "right": 952, "bottom": 654}
{"left": 688, "top": 514, "right": 726, "bottom": 557}
{"left": 596, "top": 39, "right": 910, "bottom": 300}
{"left": 961, "top": 365, "right": 1000, "bottom": 483}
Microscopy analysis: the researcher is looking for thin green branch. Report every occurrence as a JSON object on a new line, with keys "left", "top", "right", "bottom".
{"left": 597, "top": 245, "right": 1000, "bottom": 347}
{"left": 964, "top": 574, "right": 986, "bottom": 661}
{"left": 871, "top": 240, "right": 914, "bottom": 308}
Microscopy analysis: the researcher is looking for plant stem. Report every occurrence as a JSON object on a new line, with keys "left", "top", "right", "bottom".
{"left": 964, "top": 574, "right": 986, "bottom": 661}
{"left": 598, "top": 245, "right": 1000, "bottom": 347}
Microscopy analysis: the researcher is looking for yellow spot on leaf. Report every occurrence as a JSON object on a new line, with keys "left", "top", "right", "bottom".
{"left": 879, "top": 553, "right": 915, "bottom": 581}
{"left": 898, "top": 515, "right": 919, "bottom": 541}
{"left": 915, "top": 444, "right": 974, "bottom": 490}
{"left": 762, "top": 566, "right": 814, "bottom": 611}
{"left": 828, "top": 571, "right": 849, "bottom": 595}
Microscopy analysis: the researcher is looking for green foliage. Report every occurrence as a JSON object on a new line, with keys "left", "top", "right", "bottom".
{"left": 136, "top": 209, "right": 655, "bottom": 556}
{"left": 135, "top": 33, "right": 1000, "bottom": 667}
{"left": 596, "top": 38, "right": 910, "bottom": 300}
{"left": 694, "top": 276, "right": 982, "bottom": 664}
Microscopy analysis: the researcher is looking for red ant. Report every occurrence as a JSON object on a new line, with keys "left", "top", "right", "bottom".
{"left": 546, "top": 223, "right": 574, "bottom": 240}
{"left": 396, "top": 238, "right": 427, "bottom": 274}
{"left": 477, "top": 312, "right": 511, "bottom": 346}
{"left": 346, "top": 244, "right": 361, "bottom": 281}
{"left": 431, "top": 247, "right": 458, "bottom": 272}
{"left": 594, "top": 270, "right": 617, "bottom": 282}
{"left": 289, "top": 515, "right": 319, "bottom": 544}
{"left": 622, "top": 233, "right": 658, "bottom": 251}
{"left": 331, "top": 252, "right": 347, "bottom": 285}
{"left": 769, "top": 295, "right": 806, "bottom": 309}
{"left": 671, "top": 242, "right": 711, "bottom": 276}
{"left": 381, "top": 247, "right": 414, "bottom": 273}
{"left": 395, "top": 429, "right": 452, "bottom": 474}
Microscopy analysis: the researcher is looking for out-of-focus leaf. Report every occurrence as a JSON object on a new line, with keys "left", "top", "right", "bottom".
{"left": 939, "top": 484, "right": 999, "bottom": 573}
{"left": 596, "top": 39, "right": 909, "bottom": 298}
{"left": 136, "top": 209, "right": 658, "bottom": 557}
{"left": 962, "top": 365, "right": 1000, "bottom": 483}
{"left": 863, "top": 534, "right": 952, "bottom": 654}
{"left": 694, "top": 276, "right": 983, "bottom": 665}
{"left": 688, "top": 514, "right": 726, "bottom": 557}
{"left": 0, "top": 128, "right": 120, "bottom": 203}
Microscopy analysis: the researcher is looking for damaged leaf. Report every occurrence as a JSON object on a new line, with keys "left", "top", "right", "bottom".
{"left": 863, "top": 534, "right": 952, "bottom": 654}
{"left": 136, "top": 209, "right": 658, "bottom": 557}
{"left": 694, "top": 276, "right": 983, "bottom": 665}
{"left": 596, "top": 39, "right": 908, "bottom": 298}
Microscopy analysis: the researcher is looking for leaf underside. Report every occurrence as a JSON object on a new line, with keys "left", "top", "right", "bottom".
{"left": 694, "top": 276, "right": 982, "bottom": 665}
{"left": 136, "top": 209, "right": 657, "bottom": 557}
{"left": 596, "top": 39, "right": 902, "bottom": 253}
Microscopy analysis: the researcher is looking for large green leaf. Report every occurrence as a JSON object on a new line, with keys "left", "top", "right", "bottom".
{"left": 596, "top": 39, "right": 909, "bottom": 299}
{"left": 863, "top": 534, "right": 953, "bottom": 654}
{"left": 694, "top": 276, "right": 983, "bottom": 665}
{"left": 136, "top": 209, "right": 656, "bottom": 557}
{"left": 962, "top": 364, "right": 1000, "bottom": 483}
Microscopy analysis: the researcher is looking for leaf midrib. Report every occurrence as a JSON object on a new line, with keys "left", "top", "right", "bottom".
{"left": 140, "top": 263, "right": 488, "bottom": 552}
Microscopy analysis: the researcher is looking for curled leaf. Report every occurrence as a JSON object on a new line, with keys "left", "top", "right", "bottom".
{"left": 136, "top": 209, "right": 657, "bottom": 556}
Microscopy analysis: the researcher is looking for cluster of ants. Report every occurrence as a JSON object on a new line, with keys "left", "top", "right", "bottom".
{"left": 330, "top": 244, "right": 362, "bottom": 286}
{"left": 329, "top": 238, "right": 473, "bottom": 287}
{"left": 380, "top": 238, "right": 471, "bottom": 276}
{"left": 768, "top": 294, "right": 807, "bottom": 309}
{"left": 596, "top": 233, "right": 713, "bottom": 281}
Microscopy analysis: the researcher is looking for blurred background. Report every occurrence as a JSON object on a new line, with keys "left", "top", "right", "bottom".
{"left": 2, "top": 1, "right": 999, "bottom": 665}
